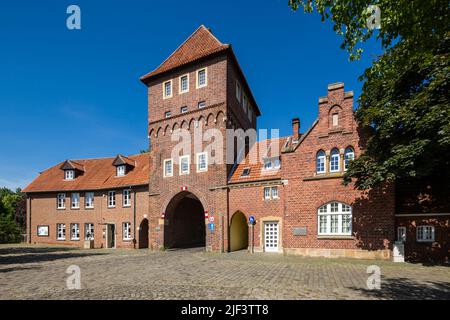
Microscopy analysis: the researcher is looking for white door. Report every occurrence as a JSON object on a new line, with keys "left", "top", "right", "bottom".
{"left": 264, "top": 222, "right": 279, "bottom": 252}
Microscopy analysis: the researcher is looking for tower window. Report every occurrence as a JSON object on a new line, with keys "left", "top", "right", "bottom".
{"left": 197, "top": 68, "right": 207, "bottom": 88}
{"left": 332, "top": 113, "right": 339, "bottom": 126}
{"left": 179, "top": 74, "right": 189, "bottom": 93}
{"left": 163, "top": 80, "right": 172, "bottom": 99}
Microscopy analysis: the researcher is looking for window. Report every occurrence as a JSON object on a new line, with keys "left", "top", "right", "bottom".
{"left": 116, "top": 165, "right": 126, "bottom": 177}
{"left": 241, "top": 167, "right": 251, "bottom": 177}
{"left": 85, "top": 223, "right": 94, "bottom": 240}
{"left": 57, "top": 193, "right": 66, "bottom": 209}
{"left": 123, "top": 222, "right": 132, "bottom": 240}
{"left": 317, "top": 202, "right": 352, "bottom": 236}
{"left": 180, "top": 106, "right": 188, "bottom": 114}
{"left": 108, "top": 191, "right": 116, "bottom": 208}
{"left": 273, "top": 159, "right": 281, "bottom": 169}
{"left": 57, "top": 223, "right": 66, "bottom": 240}
{"left": 332, "top": 113, "right": 339, "bottom": 126}
{"left": 198, "top": 101, "right": 206, "bottom": 109}
{"left": 264, "top": 160, "right": 272, "bottom": 170}
{"left": 123, "top": 189, "right": 131, "bottom": 207}
{"left": 197, "top": 68, "right": 207, "bottom": 88}
{"left": 417, "top": 226, "right": 435, "bottom": 242}
{"left": 179, "top": 74, "right": 189, "bottom": 93}
{"left": 243, "top": 95, "right": 247, "bottom": 113}
{"left": 248, "top": 106, "right": 253, "bottom": 123}
{"left": 197, "top": 152, "right": 208, "bottom": 172}
{"left": 236, "top": 82, "right": 242, "bottom": 102}
{"left": 316, "top": 150, "right": 326, "bottom": 174}
{"left": 397, "top": 227, "right": 406, "bottom": 242}
{"left": 163, "top": 80, "right": 172, "bottom": 98}
{"left": 180, "top": 155, "right": 190, "bottom": 175}
{"left": 330, "top": 148, "right": 340, "bottom": 172}
{"left": 85, "top": 192, "right": 94, "bottom": 208}
{"left": 344, "top": 147, "right": 354, "bottom": 171}
{"left": 165, "top": 111, "right": 171, "bottom": 118}
{"left": 65, "top": 170, "right": 75, "bottom": 180}
{"left": 70, "top": 223, "right": 80, "bottom": 240}
{"left": 164, "top": 159, "right": 173, "bottom": 177}
{"left": 263, "top": 186, "right": 279, "bottom": 200}
{"left": 71, "top": 193, "right": 80, "bottom": 209}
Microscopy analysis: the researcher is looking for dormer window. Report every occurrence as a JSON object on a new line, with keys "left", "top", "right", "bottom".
{"left": 263, "top": 157, "right": 281, "bottom": 171}
{"left": 65, "top": 170, "right": 75, "bottom": 180}
{"left": 264, "top": 161, "right": 272, "bottom": 170}
{"left": 241, "top": 167, "right": 251, "bottom": 177}
{"left": 117, "top": 165, "right": 126, "bottom": 177}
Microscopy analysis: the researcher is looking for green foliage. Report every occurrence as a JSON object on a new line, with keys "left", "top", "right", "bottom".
{"left": 0, "top": 187, "right": 24, "bottom": 242}
{"left": 290, "top": 0, "right": 450, "bottom": 189}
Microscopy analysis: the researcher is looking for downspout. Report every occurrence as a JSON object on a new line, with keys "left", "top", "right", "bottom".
{"left": 133, "top": 187, "right": 137, "bottom": 249}
{"left": 28, "top": 195, "right": 31, "bottom": 244}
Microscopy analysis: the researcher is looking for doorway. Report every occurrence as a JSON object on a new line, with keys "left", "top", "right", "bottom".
{"left": 106, "top": 224, "right": 116, "bottom": 249}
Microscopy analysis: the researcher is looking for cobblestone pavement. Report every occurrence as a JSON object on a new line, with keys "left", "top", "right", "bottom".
{"left": 0, "top": 244, "right": 449, "bottom": 300}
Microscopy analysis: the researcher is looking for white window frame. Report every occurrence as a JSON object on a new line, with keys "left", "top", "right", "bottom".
{"left": 123, "top": 189, "right": 131, "bottom": 207}
{"left": 264, "top": 187, "right": 271, "bottom": 200}
{"left": 163, "top": 80, "right": 172, "bottom": 99}
{"left": 57, "top": 223, "right": 66, "bottom": 240}
{"left": 179, "top": 74, "right": 189, "bottom": 94}
{"left": 64, "top": 170, "right": 75, "bottom": 180}
{"left": 317, "top": 202, "right": 352, "bottom": 236}
{"left": 123, "top": 222, "right": 132, "bottom": 240}
{"left": 57, "top": 193, "right": 66, "bottom": 209}
{"left": 85, "top": 192, "right": 94, "bottom": 208}
{"left": 71, "top": 193, "right": 80, "bottom": 209}
{"left": 271, "top": 186, "right": 279, "bottom": 199}
{"left": 116, "top": 165, "right": 126, "bottom": 177}
{"left": 330, "top": 149, "right": 340, "bottom": 172}
{"left": 179, "top": 155, "right": 190, "bottom": 175}
{"left": 85, "top": 223, "right": 94, "bottom": 240}
{"left": 196, "top": 152, "right": 208, "bottom": 172}
{"left": 108, "top": 191, "right": 116, "bottom": 208}
{"left": 180, "top": 106, "right": 188, "bottom": 114}
{"left": 70, "top": 223, "right": 80, "bottom": 241}
{"left": 397, "top": 226, "right": 406, "bottom": 242}
{"left": 263, "top": 186, "right": 279, "bottom": 200}
{"left": 163, "top": 158, "right": 173, "bottom": 177}
{"left": 196, "top": 68, "right": 207, "bottom": 88}
{"left": 264, "top": 160, "right": 272, "bottom": 170}
{"left": 198, "top": 101, "right": 206, "bottom": 109}
{"left": 164, "top": 111, "right": 171, "bottom": 118}
{"left": 316, "top": 151, "right": 326, "bottom": 174}
{"left": 417, "top": 225, "right": 435, "bottom": 242}
{"left": 236, "top": 82, "right": 242, "bottom": 102}
{"left": 344, "top": 147, "right": 355, "bottom": 171}
{"left": 332, "top": 113, "right": 339, "bottom": 126}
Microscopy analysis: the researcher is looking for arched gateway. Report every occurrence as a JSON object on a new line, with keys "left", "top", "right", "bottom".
{"left": 163, "top": 191, "right": 206, "bottom": 249}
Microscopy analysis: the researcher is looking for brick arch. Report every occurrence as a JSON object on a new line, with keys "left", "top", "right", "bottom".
{"left": 160, "top": 186, "right": 210, "bottom": 216}
{"left": 188, "top": 118, "right": 195, "bottom": 130}
{"left": 230, "top": 210, "right": 248, "bottom": 252}
{"left": 172, "top": 122, "right": 179, "bottom": 132}
{"left": 216, "top": 111, "right": 226, "bottom": 123}
{"left": 149, "top": 128, "right": 155, "bottom": 137}
{"left": 155, "top": 126, "right": 162, "bottom": 137}
{"left": 316, "top": 200, "right": 352, "bottom": 212}
{"left": 163, "top": 124, "right": 170, "bottom": 135}
{"left": 206, "top": 113, "right": 215, "bottom": 126}
{"left": 180, "top": 120, "right": 188, "bottom": 129}
{"left": 328, "top": 104, "right": 343, "bottom": 128}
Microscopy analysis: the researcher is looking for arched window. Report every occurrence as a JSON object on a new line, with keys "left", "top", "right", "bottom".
{"left": 318, "top": 202, "right": 352, "bottom": 235}
{"left": 344, "top": 147, "right": 354, "bottom": 170}
{"left": 316, "top": 150, "right": 325, "bottom": 173}
{"left": 330, "top": 148, "right": 340, "bottom": 172}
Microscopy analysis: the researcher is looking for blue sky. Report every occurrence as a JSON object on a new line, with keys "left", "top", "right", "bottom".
{"left": 0, "top": 0, "right": 382, "bottom": 190}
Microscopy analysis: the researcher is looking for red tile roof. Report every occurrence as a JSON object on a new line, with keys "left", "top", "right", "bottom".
{"left": 140, "top": 25, "right": 229, "bottom": 81}
{"left": 23, "top": 153, "right": 149, "bottom": 193}
{"left": 228, "top": 138, "right": 288, "bottom": 184}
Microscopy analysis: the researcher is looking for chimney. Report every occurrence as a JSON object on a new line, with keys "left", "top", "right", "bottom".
{"left": 292, "top": 118, "right": 300, "bottom": 141}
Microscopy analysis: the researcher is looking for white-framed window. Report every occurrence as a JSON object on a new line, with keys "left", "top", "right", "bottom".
{"left": 64, "top": 170, "right": 75, "bottom": 180}
{"left": 264, "top": 160, "right": 272, "bottom": 170}
{"left": 264, "top": 187, "right": 271, "bottom": 200}
{"left": 263, "top": 158, "right": 281, "bottom": 171}
{"left": 197, "top": 152, "right": 208, "bottom": 172}
{"left": 108, "top": 191, "right": 116, "bottom": 208}
{"left": 179, "top": 74, "right": 189, "bottom": 93}
{"left": 85, "top": 192, "right": 94, "bottom": 208}
{"left": 71, "top": 193, "right": 80, "bottom": 209}
{"left": 163, "top": 80, "right": 172, "bottom": 99}
{"left": 179, "top": 155, "right": 190, "bottom": 175}
{"left": 332, "top": 113, "right": 339, "bottom": 126}
{"left": 164, "top": 159, "right": 173, "bottom": 177}
{"left": 165, "top": 111, "right": 171, "bottom": 118}
{"left": 273, "top": 159, "right": 281, "bottom": 169}
{"left": 236, "top": 82, "right": 242, "bottom": 102}
{"left": 263, "top": 186, "right": 279, "bottom": 200}
{"left": 180, "top": 106, "right": 188, "bottom": 114}
{"left": 57, "top": 223, "right": 66, "bottom": 240}
{"left": 123, "top": 189, "right": 131, "bottom": 207}
{"left": 317, "top": 202, "right": 352, "bottom": 236}
{"left": 123, "top": 222, "right": 132, "bottom": 240}
{"left": 85, "top": 223, "right": 94, "bottom": 240}
{"left": 198, "top": 101, "right": 206, "bottom": 109}
{"left": 330, "top": 148, "right": 340, "bottom": 172}
{"left": 344, "top": 147, "right": 354, "bottom": 171}
{"left": 397, "top": 226, "right": 406, "bottom": 242}
{"left": 417, "top": 226, "right": 435, "bottom": 242}
{"left": 57, "top": 193, "right": 66, "bottom": 209}
{"left": 271, "top": 186, "right": 279, "bottom": 199}
{"left": 316, "top": 150, "right": 326, "bottom": 173}
{"left": 196, "top": 68, "right": 207, "bottom": 88}
{"left": 70, "top": 223, "right": 80, "bottom": 240}
{"left": 116, "top": 165, "right": 126, "bottom": 176}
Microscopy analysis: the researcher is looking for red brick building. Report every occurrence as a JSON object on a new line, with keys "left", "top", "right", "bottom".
{"left": 23, "top": 25, "right": 448, "bottom": 262}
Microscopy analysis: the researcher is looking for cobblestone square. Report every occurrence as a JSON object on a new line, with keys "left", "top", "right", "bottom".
{"left": 0, "top": 244, "right": 449, "bottom": 300}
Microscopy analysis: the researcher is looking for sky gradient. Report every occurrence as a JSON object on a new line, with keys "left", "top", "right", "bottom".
{"left": 0, "top": 0, "right": 382, "bottom": 190}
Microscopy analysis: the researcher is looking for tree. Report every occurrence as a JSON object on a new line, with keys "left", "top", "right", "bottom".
{"left": 0, "top": 187, "right": 23, "bottom": 242}
{"left": 289, "top": 0, "right": 450, "bottom": 190}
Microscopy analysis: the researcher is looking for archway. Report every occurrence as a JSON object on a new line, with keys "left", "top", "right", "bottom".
{"left": 230, "top": 211, "right": 248, "bottom": 251}
{"left": 164, "top": 191, "right": 206, "bottom": 249}
{"left": 139, "top": 218, "right": 149, "bottom": 249}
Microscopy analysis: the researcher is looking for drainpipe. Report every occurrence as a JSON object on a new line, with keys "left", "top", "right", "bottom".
{"left": 133, "top": 187, "right": 136, "bottom": 249}
{"left": 28, "top": 195, "right": 31, "bottom": 244}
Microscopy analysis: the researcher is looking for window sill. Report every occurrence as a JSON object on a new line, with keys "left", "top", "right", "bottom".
{"left": 85, "top": 207, "right": 94, "bottom": 210}
{"left": 317, "top": 235, "right": 354, "bottom": 240}
{"left": 107, "top": 206, "right": 116, "bottom": 209}
{"left": 70, "top": 239, "right": 80, "bottom": 241}
{"left": 71, "top": 207, "right": 80, "bottom": 210}
{"left": 57, "top": 208, "right": 66, "bottom": 210}
{"left": 123, "top": 205, "right": 131, "bottom": 208}
{"left": 304, "top": 173, "right": 344, "bottom": 181}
